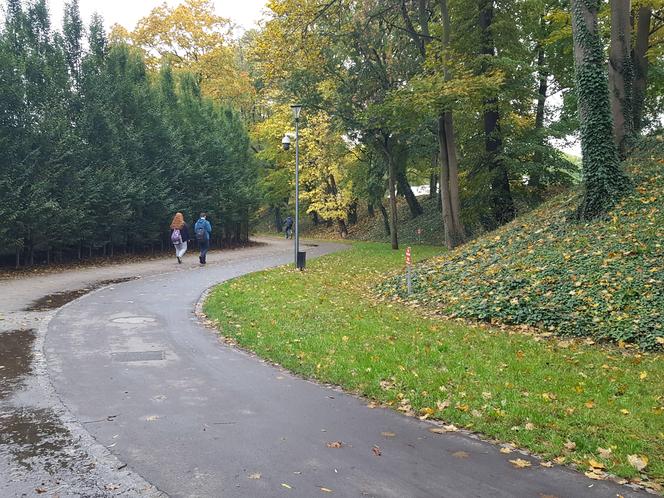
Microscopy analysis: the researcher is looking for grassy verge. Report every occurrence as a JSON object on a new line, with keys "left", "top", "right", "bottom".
{"left": 204, "top": 242, "right": 663, "bottom": 490}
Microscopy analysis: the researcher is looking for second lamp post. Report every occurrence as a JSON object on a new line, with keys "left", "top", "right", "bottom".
{"left": 282, "top": 104, "right": 305, "bottom": 270}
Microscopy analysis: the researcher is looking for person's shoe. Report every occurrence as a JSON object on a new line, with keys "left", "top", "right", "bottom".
{"left": 177, "top": 256, "right": 182, "bottom": 264}
{"left": 199, "top": 256, "right": 203, "bottom": 264}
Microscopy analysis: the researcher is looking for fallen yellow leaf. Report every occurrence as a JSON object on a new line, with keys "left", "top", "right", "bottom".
{"left": 627, "top": 454, "right": 648, "bottom": 471}
{"left": 429, "top": 424, "right": 458, "bottom": 434}
{"left": 588, "top": 459, "right": 605, "bottom": 469}
{"left": 584, "top": 470, "right": 605, "bottom": 480}
{"left": 639, "top": 371, "right": 648, "bottom": 380}
{"left": 620, "top": 408, "right": 629, "bottom": 415}
{"left": 248, "top": 473, "right": 261, "bottom": 480}
{"left": 500, "top": 447, "right": 512, "bottom": 454}
{"left": 509, "top": 458, "right": 532, "bottom": 468}
{"left": 381, "top": 432, "right": 396, "bottom": 438}
{"left": 598, "top": 447, "right": 613, "bottom": 459}
{"left": 584, "top": 400, "right": 595, "bottom": 409}
{"left": 564, "top": 441, "right": 576, "bottom": 451}
{"left": 281, "top": 483, "right": 292, "bottom": 489}
{"left": 320, "top": 487, "right": 333, "bottom": 493}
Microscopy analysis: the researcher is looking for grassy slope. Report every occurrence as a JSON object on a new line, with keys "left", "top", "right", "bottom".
{"left": 205, "top": 243, "right": 663, "bottom": 489}
{"left": 382, "top": 140, "right": 663, "bottom": 350}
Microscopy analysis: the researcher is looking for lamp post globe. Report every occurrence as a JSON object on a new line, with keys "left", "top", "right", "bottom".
{"left": 281, "top": 134, "right": 291, "bottom": 151}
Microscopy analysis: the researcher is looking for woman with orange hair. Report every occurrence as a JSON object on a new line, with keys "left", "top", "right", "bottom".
{"left": 169, "top": 212, "right": 190, "bottom": 264}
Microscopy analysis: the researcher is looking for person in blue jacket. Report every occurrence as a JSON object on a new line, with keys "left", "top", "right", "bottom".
{"left": 194, "top": 212, "right": 212, "bottom": 265}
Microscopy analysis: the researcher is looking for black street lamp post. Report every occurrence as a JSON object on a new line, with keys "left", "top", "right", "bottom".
{"left": 283, "top": 104, "right": 304, "bottom": 270}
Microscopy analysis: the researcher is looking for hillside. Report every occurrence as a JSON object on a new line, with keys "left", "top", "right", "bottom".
{"left": 381, "top": 139, "right": 663, "bottom": 350}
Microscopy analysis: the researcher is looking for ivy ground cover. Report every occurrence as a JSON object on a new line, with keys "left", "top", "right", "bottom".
{"left": 382, "top": 142, "right": 663, "bottom": 350}
{"left": 204, "top": 243, "right": 663, "bottom": 490}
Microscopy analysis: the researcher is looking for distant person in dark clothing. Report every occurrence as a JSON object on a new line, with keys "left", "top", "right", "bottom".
{"left": 283, "top": 216, "right": 293, "bottom": 239}
{"left": 194, "top": 212, "right": 212, "bottom": 265}
{"left": 170, "top": 212, "right": 190, "bottom": 264}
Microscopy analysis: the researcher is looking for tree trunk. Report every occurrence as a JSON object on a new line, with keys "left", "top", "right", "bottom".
{"left": 608, "top": 0, "right": 633, "bottom": 157}
{"left": 397, "top": 169, "right": 423, "bottom": 218}
{"left": 337, "top": 219, "right": 349, "bottom": 238}
{"left": 571, "top": 0, "right": 630, "bottom": 219}
{"left": 367, "top": 202, "right": 375, "bottom": 217}
{"left": 379, "top": 203, "right": 391, "bottom": 236}
{"left": 531, "top": 38, "right": 548, "bottom": 196}
{"left": 429, "top": 171, "right": 438, "bottom": 200}
{"left": 535, "top": 43, "right": 548, "bottom": 131}
{"left": 386, "top": 148, "right": 399, "bottom": 249}
{"left": 15, "top": 245, "right": 20, "bottom": 269}
{"left": 632, "top": 5, "right": 651, "bottom": 132}
{"left": 348, "top": 200, "right": 358, "bottom": 224}
{"left": 479, "top": 0, "right": 515, "bottom": 228}
{"left": 438, "top": 114, "right": 465, "bottom": 248}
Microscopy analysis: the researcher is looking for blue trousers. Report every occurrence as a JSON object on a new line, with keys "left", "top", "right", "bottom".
{"left": 199, "top": 240, "right": 209, "bottom": 261}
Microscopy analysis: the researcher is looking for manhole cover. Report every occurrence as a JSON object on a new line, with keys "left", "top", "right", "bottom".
{"left": 111, "top": 351, "right": 165, "bottom": 362}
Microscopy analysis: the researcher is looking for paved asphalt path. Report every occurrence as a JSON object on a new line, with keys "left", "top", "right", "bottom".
{"left": 45, "top": 238, "right": 646, "bottom": 497}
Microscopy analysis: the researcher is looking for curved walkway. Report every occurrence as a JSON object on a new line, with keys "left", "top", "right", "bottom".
{"left": 45, "top": 239, "right": 645, "bottom": 497}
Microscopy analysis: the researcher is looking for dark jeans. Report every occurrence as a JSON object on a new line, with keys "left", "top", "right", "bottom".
{"left": 199, "top": 240, "right": 210, "bottom": 262}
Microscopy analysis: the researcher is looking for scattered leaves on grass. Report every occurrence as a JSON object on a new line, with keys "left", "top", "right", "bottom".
{"left": 627, "top": 454, "right": 648, "bottom": 471}
{"left": 584, "top": 470, "right": 606, "bottom": 480}
{"left": 509, "top": 458, "right": 532, "bottom": 468}
{"left": 597, "top": 447, "right": 613, "bottom": 459}
{"left": 563, "top": 441, "right": 576, "bottom": 451}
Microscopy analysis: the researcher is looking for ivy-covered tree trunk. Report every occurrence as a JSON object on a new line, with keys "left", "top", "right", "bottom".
{"left": 571, "top": 0, "right": 630, "bottom": 219}
{"left": 608, "top": 0, "right": 633, "bottom": 157}
{"left": 631, "top": 5, "right": 651, "bottom": 132}
{"left": 479, "top": 0, "right": 515, "bottom": 228}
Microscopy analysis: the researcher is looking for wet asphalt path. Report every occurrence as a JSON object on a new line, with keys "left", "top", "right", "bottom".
{"left": 44, "top": 238, "right": 646, "bottom": 497}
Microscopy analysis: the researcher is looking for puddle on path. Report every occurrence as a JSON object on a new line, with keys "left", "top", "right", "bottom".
{"left": 0, "top": 329, "right": 35, "bottom": 400}
{"left": 0, "top": 407, "right": 78, "bottom": 472}
{"left": 25, "top": 277, "right": 138, "bottom": 311}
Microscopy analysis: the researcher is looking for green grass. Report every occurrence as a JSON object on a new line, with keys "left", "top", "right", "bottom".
{"left": 204, "top": 242, "right": 663, "bottom": 489}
